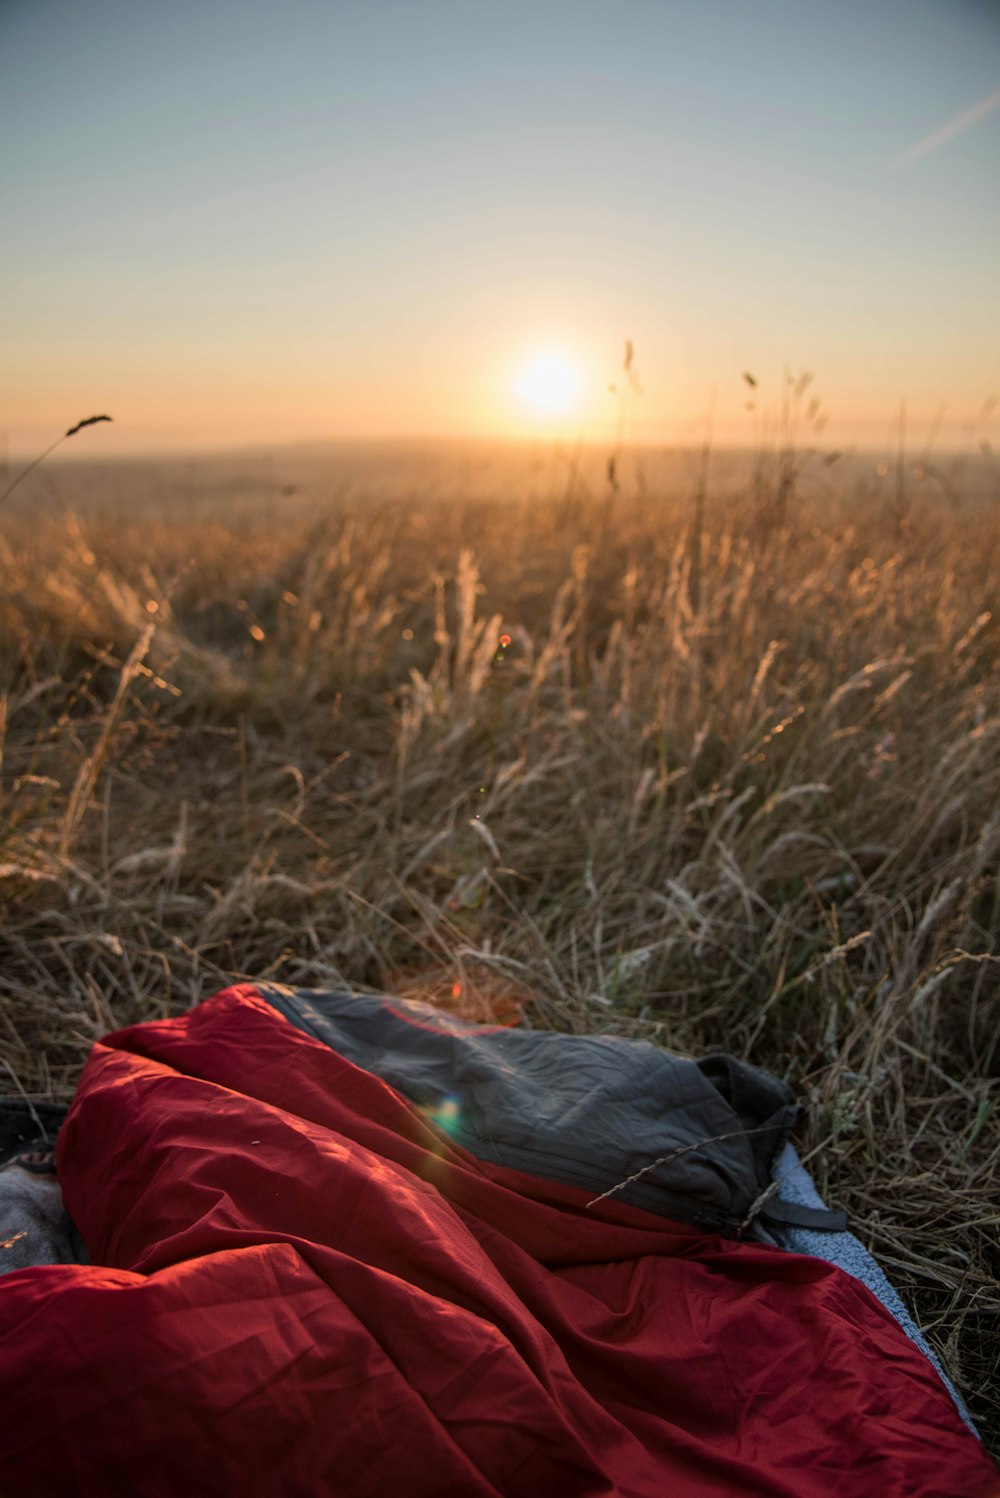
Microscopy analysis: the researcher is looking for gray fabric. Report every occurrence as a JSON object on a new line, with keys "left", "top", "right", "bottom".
{"left": 0, "top": 1103, "right": 86, "bottom": 1273}
{"left": 0, "top": 1164, "right": 77, "bottom": 1277}
{"left": 770, "top": 1141, "right": 978, "bottom": 1436}
{"left": 259, "top": 985, "right": 799, "bottom": 1238}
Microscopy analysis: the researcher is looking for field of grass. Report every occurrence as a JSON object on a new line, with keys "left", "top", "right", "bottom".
{"left": 1, "top": 458, "right": 998, "bottom": 1450}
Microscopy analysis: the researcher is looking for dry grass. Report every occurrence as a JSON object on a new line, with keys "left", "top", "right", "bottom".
{"left": 1, "top": 465, "right": 998, "bottom": 1450}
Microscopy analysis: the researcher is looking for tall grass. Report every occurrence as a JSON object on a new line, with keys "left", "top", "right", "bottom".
{"left": 1, "top": 468, "right": 998, "bottom": 1446}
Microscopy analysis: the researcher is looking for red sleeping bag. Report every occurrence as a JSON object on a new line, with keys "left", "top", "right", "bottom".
{"left": 0, "top": 986, "right": 996, "bottom": 1496}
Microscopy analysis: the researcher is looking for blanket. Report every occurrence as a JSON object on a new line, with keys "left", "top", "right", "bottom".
{"left": 0, "top": 984, "right": 996, "bottom": 1496}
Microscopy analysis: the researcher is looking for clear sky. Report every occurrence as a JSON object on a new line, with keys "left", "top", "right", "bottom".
{"left": 2, "top": 0, "right": 998, "bottom": 457}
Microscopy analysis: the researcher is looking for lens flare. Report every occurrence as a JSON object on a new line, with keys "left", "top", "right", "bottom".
{"left": 424, "top": 1094, "right": 462, "bottom": 1138}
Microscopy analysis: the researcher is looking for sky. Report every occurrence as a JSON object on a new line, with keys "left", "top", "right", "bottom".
{"left": 1, "top": 0, "right": 998, "bottom": 458}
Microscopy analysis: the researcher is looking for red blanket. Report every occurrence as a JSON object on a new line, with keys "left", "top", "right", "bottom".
{"left": 1, "top": 987, "right": 996, "bottom": 1496}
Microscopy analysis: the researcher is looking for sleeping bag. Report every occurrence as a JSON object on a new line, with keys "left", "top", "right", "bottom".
{"left": 0, "top": 983, "right": 996, "bottom": 1496}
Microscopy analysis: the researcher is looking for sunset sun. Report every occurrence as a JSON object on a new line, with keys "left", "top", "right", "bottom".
{"left": 514, "top": 353, "right": 584, "bottom": 419}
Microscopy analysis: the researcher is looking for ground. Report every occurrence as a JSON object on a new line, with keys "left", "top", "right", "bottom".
{"left": 1, "top": 450, "right": 998, "bottom": 1451}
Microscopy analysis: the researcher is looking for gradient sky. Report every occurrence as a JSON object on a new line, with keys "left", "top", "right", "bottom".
{"left": 2, "top": 0, "right": 998, "bottom": 456}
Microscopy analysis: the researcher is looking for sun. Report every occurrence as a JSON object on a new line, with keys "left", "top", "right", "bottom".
{"left": 514, "top": 353, "right": 584, "bottom": 419}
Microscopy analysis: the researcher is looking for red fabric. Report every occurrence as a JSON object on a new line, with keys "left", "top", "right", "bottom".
{"left": 0, "top": 985, "right": 996, "bottom": 1497}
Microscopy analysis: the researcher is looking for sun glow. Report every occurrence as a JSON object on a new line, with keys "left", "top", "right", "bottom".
{"left": 514, "top": 353, "right": 584, "bottom": 419}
